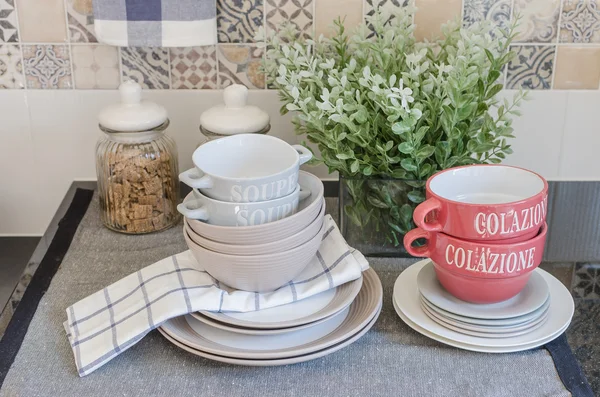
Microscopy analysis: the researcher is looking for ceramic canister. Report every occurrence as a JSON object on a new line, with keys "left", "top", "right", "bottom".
{"left": 412, "top": 165, "right": 548, "bottom": 242}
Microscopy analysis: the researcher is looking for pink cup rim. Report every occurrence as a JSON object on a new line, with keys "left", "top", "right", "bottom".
{"left": 425, "top": 164, "right": 549, "bottom": 208}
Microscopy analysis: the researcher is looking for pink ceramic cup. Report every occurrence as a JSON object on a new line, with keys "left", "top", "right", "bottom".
{"left": 403, "top": 223, "right": 547, "bottom": 279}
{"left": 413, "top": 165, "right": 548, "bottom": 242}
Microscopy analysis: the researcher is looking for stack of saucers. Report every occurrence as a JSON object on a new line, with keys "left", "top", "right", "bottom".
{"left": 393, "top": 260, "right": 574, "bottom": 352}
{"left": 157, "top": 268, "right": 382, "bottom": 365}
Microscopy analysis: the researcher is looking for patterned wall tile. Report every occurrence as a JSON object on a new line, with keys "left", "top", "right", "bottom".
{"left": 560, "top": 0, "right": 600, "bottom": 43}
{"left": 365, "top": 0, "right": 409, "bottom": 16}
{"left": 266, "top": 0, "right": 313, "bottom": 39}
{"left": 0, "top": 45, "right": 23, "bottom": 88}
{"left": 218, "top": 45, "right": 264, "bottom": 88}
{"left": 217, "top": 0, "right": 263, "bottom": 43}
{"left": 22, "top": 45, "right": 72, "bottom": 89}
{"left": 120, "top": 47, "right": 170, "bottom": 89}
{"left": 573, "top": 263, "right": 600, "bottom": 299}
{"left": 72, "top": 45, "right": 119, "bottom": 89}
{"left": 463, "top": 0, "right": 512, "bottom": 31}
{"left": 0, "top": 0, "right": 18, "bottom": 42}
{"left": 67, "top": 0, "right": 96, "bottom": 43}
{"left": 514, "top": 0, "right": 561, "bottom": 43}
{"left": 506, "top": 45, "right": 555, "bottom": 90}
{"left": 170, "top": 46, "right": 217, "bottom": 89}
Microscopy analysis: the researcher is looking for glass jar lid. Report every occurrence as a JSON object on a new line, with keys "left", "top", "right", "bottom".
{"left": 98, "top": 81, "right": 168, "bottom": 132}
{"left": 199, "top": 84, "right": 270, "bottom": 135}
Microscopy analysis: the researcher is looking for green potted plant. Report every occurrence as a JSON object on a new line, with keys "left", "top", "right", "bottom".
{"left": 257, "top": 6, "right": 525, "bottom": 256}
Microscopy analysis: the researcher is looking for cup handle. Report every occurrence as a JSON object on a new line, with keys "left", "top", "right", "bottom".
{"left": 298, "top": 186, "right": 311, "bottom": 201}
{"left": 179, "top": 168, "right": 213, "bottom": 189}
{"left": 293, "top": 145, "right": 312, "bottom": 166}
{"left": 177, "top": 202, "right": 209, "bottom": 221}
{"left": 413, "top": 197, "right": 443, "bottom": 232}
{"left": 403, "top": 228, "right": 432, "bottom": 257}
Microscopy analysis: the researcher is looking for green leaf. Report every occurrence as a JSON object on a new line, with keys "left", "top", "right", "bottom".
{"left": 414, "top": 126, "right": 429, "bottom": 145}
{"left": 385, "top": 140, "right": 394, "bottom": 151}
{"left": 487, "top": 70, "right": 501, "bottom": 84}
{"left": 392, "top": 121, "right": 412, "bottom": 135}
{"left": 489, "top": 158, "right": 502, "bottom": 164}
{"left": 416, "top": 145, "right": 435, "bottom": 161}
{"left": 391, "top": 168, "right": 408, "bottom": 179}
{"left": 399, "top": 204, "right": 414, "bottom": 227}
{"left": 362, "top": 165, "right": 373, "bottom": 176}
{"left": 408, "top": 190, "right": 425, "bottom": 204}
{"left": 400, "top": 158, "right": 417, "bottom": 172}
{"left": 474, "top": 142, "right": 497, "bottom": 153}
{"left": 485, "top": 84, "right": 503, "bottom": 100}
{"left": 477, "top": 79, "right": 485, "bottom": 98}
{"left": 420, "top": 163, "right": 432, "bottom": 178}
{"left": 350, "top": 159, "right": 360, "bottom": 173}
{"left": 484, "top": 49, "right": 495, "bottom": 64}
{"left": 457, "top": 103, "right": 477, "bottom": 121}
{"left": 398, "top": 142, "right": 414, "bottom": 154}
{"left": 367, "top": 195, "right": 389, "bottom": 208}
{"left": 336, "top": 153, "right": 353, "bottom": 160}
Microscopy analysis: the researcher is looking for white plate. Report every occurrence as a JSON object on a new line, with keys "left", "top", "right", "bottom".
{"left": 191, "top": 310, "right": 344, "bottom": 336}
{"left": 420, "top": 301, "right": 549, "bottom": 338}
{"left": 200, "top": 276, "right": 363, "bottom": 329}
{"left": 421, "top": 295, "right": 551, "bottom": 329}
{"left": 158, "top": 304, "right": 381, "bottom": 366}
{"left": 161, "top": 268, "right": 382, "bottom": 359}
{"left": 394, "top": 297, "right": 569, "bottom": 353}
{"left": 418, "top": 261, "right": 549, "bottom": 319}
{"left": 394, "top": 260, "right": 573, "bottom": 349}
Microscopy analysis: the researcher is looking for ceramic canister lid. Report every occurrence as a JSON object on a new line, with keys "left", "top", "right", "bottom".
{"left": 200, "top": 84, "right": 270, "bottom": 135}
{"left": 98, "top": 81, "right": 168, "bottom": 132}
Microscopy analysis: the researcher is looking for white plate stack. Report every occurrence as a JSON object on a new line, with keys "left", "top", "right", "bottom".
{"left": 393, "top": 260, "right": 575, "bottom": 353}
{"left": 158, "top": 268, "right": 383, "bottom": 365}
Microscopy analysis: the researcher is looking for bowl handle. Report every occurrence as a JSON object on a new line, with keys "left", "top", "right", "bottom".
{"left": 413, "top": 197, "right": 442, "bottom": 231}
{"left": 293, "top": 145, "right": 313, "bottom": 166}
{"left": 403, "top": 228, "right": 432, "bottom": 257}
{"left": 177, "top": 202, "right": 209, "bottom": 221}
{"left": 179, "top": 168, "right": 213, "bottom": 189}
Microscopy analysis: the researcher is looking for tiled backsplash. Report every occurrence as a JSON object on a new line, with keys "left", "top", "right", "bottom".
{"left": 1, "top": 0, "right": 599, "bottom": 90}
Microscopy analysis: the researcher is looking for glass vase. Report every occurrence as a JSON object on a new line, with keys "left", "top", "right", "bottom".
{"left": 339, "top": 176, "right": 426, "bottom": 257}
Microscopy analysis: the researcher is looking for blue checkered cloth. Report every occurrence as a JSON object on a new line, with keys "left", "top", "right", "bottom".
{"left": 64, "top": 215, "right": 369, "bottom": 377}
{"left": 92, "top": 0, "right": 217, "bottom": 47}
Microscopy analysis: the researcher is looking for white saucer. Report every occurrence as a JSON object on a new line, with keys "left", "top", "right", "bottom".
{"left": 394, "top": 260, "right": 574, "bottom": 350}
{"left": 420, "top": 296, "right": 550, "bottom": 334}
{"left": 420, "top": 301, "right": 548, "bottom": 338}
{"left": 394, "top": 297, "right": 569, "bottom": 353}
{"left": 417, "top": 262, "right": 549, "bottom": 319}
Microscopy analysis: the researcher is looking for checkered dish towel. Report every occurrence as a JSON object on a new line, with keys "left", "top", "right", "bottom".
{"left": 65, "top": 215, "right": 369, "bottom": 377}
{"left": 92, "top": 0, "right": 217, "bottom": 47}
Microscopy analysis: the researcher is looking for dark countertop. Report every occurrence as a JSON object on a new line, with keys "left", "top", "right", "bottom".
{"left": 1, "top": 181, "right": 599, "bottom": 395}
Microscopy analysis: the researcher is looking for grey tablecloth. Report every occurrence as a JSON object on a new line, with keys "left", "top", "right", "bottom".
{"left": 0, "top": 196, "right": 569, "bottom": 397}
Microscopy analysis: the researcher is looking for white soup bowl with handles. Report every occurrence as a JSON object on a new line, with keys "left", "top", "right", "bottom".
{"left": 177, "top": 184, "right": 310, "bottom": 227}
{"left": 179, "top": 134, "right": 312, "bottom": 203}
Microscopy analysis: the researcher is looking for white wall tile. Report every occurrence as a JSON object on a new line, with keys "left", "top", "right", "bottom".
{"left": 0, "top": 91, "right": 41, "bottom": 235}
{"left": 499, "top": 90, "right": 567, "bottom": 179}
{"left": 559, "top": 91, "right": 600, "bottom": 179}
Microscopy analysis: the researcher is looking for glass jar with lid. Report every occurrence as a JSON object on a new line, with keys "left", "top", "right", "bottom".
{"left": 96, "top": 81, "right": 180, "bottom": 234}
{"left": 199, "top": 84, "right": 271, "bottom": 142}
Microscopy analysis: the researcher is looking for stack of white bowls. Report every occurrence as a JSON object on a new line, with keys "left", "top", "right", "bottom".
{"left": 178, "top": 134, "right": 325, "bottom": 292}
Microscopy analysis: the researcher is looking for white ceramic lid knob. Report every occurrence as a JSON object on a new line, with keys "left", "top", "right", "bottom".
{"left": 98, "top": 81, "right": 168, "bottom": 132}
{"left": 199, "top": 84, "right": 270, "bottom": 135}
{"left": 120, "top": 80, "right": 142, "bottom": 105}
{"left": 223, "top": 84, "right": 248, "bottom": 108}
